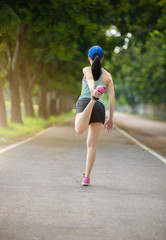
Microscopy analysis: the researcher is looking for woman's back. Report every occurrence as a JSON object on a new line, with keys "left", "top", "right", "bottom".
{"left": 78, "top": 67, "right": 106, "bottom": 103}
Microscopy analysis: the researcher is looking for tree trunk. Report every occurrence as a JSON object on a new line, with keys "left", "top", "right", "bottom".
{"left": 19, "top": 60, "right": 34, "bottom": 117}
{"left": 8, "top": 71, "right": 22, "bottom": 123}
{"left": 5, "top": 23, "right": 28, "bottom": 123}
{"left": 63, "top": 94, "right": 75, "bottom": 112}
{"left": 21, "top": 84, "right": 34, "bottom": 117}
{"left": 38, "top": 85, "right": 48, "bottom": 119}
{"left": 49, "top": 91, "right": 60, "bottom": 115}
{"left": 59, "top": 92, "right": 65, "bottom": 114}
{"left": 50, "top": 99, "right": 56, "bottom": 115}
{"left": 0, "top": 84, "right": 8, "bottom": 127}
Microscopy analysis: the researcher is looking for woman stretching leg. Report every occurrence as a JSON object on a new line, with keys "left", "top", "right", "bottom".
{"left": 75, "top": 45, "right": 115, "bottom": 186}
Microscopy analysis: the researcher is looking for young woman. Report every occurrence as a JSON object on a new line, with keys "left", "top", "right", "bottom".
{"left": 75, "top": 45, "right": 115, "bottom": 186}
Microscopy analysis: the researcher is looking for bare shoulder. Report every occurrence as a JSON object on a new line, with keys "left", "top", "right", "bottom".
{"left": 82, "top": 66, "right": 91, "bottom": 74}
{"left": 82, "top": 66, "right": 92, "bottom": 81}
{"left": 102, "top": 69, "right": 113, "bottom": 87}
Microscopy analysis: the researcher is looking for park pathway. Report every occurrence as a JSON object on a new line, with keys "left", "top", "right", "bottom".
{"left": 113, "top": 111, "right": 166, "bottom": 156}
{"left": 0, "top": 118, "right": 166, "bottom": 240}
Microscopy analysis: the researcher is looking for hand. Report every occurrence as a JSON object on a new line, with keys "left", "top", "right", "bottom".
{"left": 104, "top": 119, "right": 113, "bottom": 133}
{"left": 90, "top": 88, "right": 101, "bottom": 100}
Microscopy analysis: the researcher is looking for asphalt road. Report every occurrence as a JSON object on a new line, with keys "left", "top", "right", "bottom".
{"left": 113, "top": 111, "right": 166, "bottom": 157}
{"left": 0, "top": 118, "right": 166, "bottom": 240}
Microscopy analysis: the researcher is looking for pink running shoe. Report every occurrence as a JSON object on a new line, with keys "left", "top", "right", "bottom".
{"left": 82, "top": 176, "right": 90, "bottom": 186}
{"left": 93, "top": 85, "right": 106, "bottom": 100}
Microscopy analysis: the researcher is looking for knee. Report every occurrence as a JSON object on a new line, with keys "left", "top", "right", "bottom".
{"left": 75, "top": 126, "right": 85, "bottom": 134}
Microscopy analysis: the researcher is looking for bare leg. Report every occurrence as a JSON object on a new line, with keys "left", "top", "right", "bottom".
{"left": 85, "top": 123, "right": 103, "bottom": 178}
{"left": 75, "top": 99, "right": 96, "bottom": 134}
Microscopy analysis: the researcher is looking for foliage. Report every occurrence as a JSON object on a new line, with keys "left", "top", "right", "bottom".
{"left": 110, "top": 30, "right": 166, "bottom": 106}
{"left": 0, "top": 0, "right": 166, "bottom": 122}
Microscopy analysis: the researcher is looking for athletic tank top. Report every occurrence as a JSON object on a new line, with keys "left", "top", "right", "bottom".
{"left": 78, "top": 68, "right": 106, "bottom": 103}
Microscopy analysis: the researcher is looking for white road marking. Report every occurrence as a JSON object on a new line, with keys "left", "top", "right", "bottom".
{"left": 115, "top": 125, "right": 166, "bottom": 165}
{"left": 0, "top": 127, "right": 53, "bottom": 154}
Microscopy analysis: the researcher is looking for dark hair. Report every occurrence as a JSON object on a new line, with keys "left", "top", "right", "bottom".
{"left": 91, "top": 54, "right": 102, "bottom": 81}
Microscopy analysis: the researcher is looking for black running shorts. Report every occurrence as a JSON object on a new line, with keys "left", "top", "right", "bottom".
{"left": 75, "top": 98, "right": 105, "bottom": 125}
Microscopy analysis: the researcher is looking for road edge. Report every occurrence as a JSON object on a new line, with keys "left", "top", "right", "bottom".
{"left": 0, "top": 127, "right": 53, "bottom": 154}
{"left": 0, "top": 115, "right": 74, "bottom": 154}
{"left": 115, "top": 125, "right": 166, "bottom": 165}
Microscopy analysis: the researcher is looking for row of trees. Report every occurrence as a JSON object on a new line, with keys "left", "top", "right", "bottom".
{"left": 111, "top": 30, "right": 166, "bottom": 108}
{"left": 0, "top": 0, "right": 165, "bottom": 127}
{"left": 108, "top": 0, "right": 166, "bottom": 114}
{"left": 0, "top": 0, "right": 109, "bottom": 126}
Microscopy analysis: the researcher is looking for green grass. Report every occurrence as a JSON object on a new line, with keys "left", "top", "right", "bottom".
{"left": 0, "top": 110, "right": 75, "bottom": 144}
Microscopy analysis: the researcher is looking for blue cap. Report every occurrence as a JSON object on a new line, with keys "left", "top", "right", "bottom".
{"left": 88, "top": 46, "right": 104, "bottom": 59}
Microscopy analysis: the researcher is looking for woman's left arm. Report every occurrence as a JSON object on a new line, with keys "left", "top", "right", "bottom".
{"left": 83, "top": 67, "right": 94, "bottom": 91}
{"left": 83, "top": 67, "right": 101, "bottom": 99}
{"left": 104, "top": 75, "right": 115, "bottom": 133}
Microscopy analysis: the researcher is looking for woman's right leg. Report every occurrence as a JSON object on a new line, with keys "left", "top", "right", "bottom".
{"left": 75, "top": 99, "right": 96, "bottom": 134}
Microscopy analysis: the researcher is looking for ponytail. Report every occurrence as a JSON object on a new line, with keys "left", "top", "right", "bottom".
{"left": 91, "top": 54, "right": 102, "bottom": 81}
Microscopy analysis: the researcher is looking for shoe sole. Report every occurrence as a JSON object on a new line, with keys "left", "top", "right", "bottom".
{"left": 82, "top": 182, "right": 90, "bottom": 186}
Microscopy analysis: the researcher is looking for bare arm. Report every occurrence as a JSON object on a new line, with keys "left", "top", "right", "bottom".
{"left": 83, "top": 67, "right": 94, "bottom": 91}
{"left": 83, "top": 67, "right": 101, "bottom": 99}
{"left": 104, "top": 74, "right": 115, "bottom": 133}
{"left": 107, "top": 76, "right": 115, "bottom": 120}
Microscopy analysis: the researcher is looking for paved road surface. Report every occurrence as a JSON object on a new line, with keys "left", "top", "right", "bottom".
{"left": 0, "top": 118, "right": 166, "bottom": 240}
{"left": 114, "top": 111, "right": 166, "bottom": 157}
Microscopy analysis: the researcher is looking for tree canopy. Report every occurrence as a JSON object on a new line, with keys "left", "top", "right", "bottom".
{"left": 0, "top": 0, "right": 165, "bottom": 126}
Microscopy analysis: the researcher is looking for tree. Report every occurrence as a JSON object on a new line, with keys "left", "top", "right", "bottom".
{"left": 0, "top": 5, "right": 27, "bottom": 123}
{"left": 110, "top": 30, "right": 166, "bottom": 109}
{"left": 1, "top": 0, "right": 165, "bottom": 122}
{"left": 110, "top": 0, "right": 166, "bottom": 46}
{"left": 0, "top": 83, "right": 8, "bottom": 127}
{"left": 5, "top": 23, "right": 28, "bottom": 123}
{"left": 0, "top": 0, "right": 114, "bottom": 120}
{"left": 0, "top": 44, "right": 8, "bottom": 127}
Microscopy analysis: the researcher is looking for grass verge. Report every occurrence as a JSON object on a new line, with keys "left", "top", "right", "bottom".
{"left": 0, "top": 110, "right": 75, "bottom": 145}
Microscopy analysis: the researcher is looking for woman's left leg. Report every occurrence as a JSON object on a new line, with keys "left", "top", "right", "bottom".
{"left": 85, "top": 122, "right": 103, "bottom": 178}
